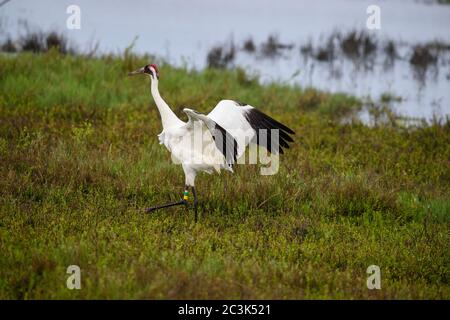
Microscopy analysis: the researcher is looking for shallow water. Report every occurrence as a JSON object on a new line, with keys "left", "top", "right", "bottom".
{"left": 1, "top": 0, "right": 450, "bottom": 120}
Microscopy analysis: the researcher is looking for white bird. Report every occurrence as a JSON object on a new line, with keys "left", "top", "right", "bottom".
{"left": 129, "top": 64, "right": 294, "bottom": 221}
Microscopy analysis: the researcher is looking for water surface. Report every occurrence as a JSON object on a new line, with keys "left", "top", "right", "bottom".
{"left": 2, "top": 0, "right": 449, "bottom": 120}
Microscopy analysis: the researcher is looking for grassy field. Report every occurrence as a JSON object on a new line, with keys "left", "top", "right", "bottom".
{"left": 0, "top": 50, "right": 449, "bottom": 299}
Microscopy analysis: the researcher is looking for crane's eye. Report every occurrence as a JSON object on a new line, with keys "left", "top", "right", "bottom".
{"left": 145, "top": 66, "right": 155, "bottom": 77}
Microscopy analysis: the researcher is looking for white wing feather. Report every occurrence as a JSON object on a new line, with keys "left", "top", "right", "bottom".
{"left": 207, "top": 100, "right": 255, "bottom": 157}
{"left": 208, "top": 99, "right": 295, "bottom": 156}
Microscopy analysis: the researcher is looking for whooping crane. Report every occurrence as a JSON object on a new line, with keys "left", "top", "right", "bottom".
{"left": 128, "top": 64, "right": 294, "bottom": 221}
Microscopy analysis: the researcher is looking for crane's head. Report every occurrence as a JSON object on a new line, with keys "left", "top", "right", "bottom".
{"left": 128, "top": 64, "right": 159, "bottom": 79}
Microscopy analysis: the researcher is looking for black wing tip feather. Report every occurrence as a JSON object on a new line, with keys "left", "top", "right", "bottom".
{"left": 254, "top": 108, "right": 295, "bottom": 135}
{"left": 244, "top": 108, "right": 295, "bottom": 154}
{"left": 212, "top": 122, "right": 238, "bottom": 165}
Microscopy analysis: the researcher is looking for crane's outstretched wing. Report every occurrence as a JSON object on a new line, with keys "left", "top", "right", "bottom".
{"left": 207, "top": 100, "right": 295, "bottom": 156}
{"left": 183, "top": 108, "right": 238, "bottom": 169}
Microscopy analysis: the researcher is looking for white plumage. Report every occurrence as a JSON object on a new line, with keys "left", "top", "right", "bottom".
{"left": 128, "top": 64, "right": 294, "bottom": 218}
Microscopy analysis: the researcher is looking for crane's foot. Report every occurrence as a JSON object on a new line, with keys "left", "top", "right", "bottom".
{"left": 144, "top": 199, "right": 187, "bottom": 213}
{"left": 144, "top": 187, "right": 199, "bottom": 222}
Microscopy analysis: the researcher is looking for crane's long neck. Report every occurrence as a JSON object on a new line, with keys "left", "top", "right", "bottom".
{"left": 150, "top": 77, "right": 182, "bottom": 129}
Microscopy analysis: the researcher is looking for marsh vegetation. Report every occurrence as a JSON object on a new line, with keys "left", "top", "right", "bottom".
{"left": 0, "top": 49, "right": 448, "bottom": 299}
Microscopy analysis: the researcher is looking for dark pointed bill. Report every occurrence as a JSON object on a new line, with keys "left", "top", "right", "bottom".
{"left": 128, "top": 67, "right": 144, "bottom": 76}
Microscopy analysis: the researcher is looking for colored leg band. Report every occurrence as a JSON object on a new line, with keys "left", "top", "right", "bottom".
{"left": 183, "top": 190, "right": 189, "bottom": 201}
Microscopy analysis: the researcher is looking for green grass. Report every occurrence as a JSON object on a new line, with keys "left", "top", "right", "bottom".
{"left": 0, "top": 50, "right": 449, "bottom": 299}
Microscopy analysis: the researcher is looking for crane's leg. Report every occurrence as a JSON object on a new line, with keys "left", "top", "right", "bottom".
{"left": 144, "top": 186, "right": 189, "bottom": 213}
{"left": 191, "top": 186, "right": 198, "bottom": 222}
